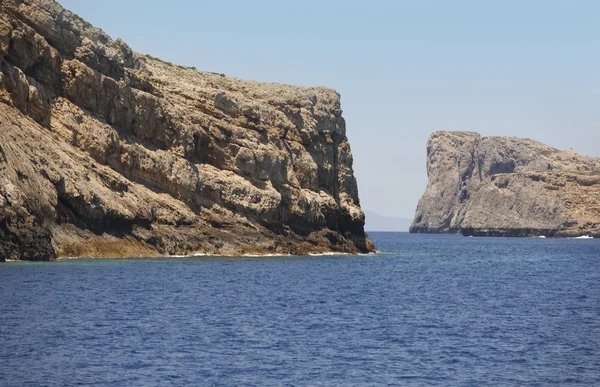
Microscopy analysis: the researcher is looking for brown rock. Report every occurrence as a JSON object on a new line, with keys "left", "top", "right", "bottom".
{"left": 0, "top": 0, "right": 373, "bottom": 260}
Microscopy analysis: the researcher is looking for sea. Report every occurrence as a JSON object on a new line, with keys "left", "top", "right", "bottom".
{"left": 1, "top": 232, "right": 599, "bottom": 386}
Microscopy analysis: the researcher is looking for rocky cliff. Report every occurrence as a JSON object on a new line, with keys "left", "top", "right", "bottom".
{"left": 411, "top": 131, "right": 600, "bottom": 237}
{"left": 0, "top": 0, "right": 374, "bottom": 261}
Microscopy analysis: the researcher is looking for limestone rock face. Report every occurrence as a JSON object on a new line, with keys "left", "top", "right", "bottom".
{"left": 0, "top": 0, "right": 373, "bottom": 260}
{"left": 411, "top": 131, "right": 600, "bottom": 237}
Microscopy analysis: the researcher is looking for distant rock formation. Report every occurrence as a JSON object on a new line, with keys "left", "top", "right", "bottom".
{"left": 0, "top": 0, "right": 373, "bottom": 261}
{"left": 411, "top": 131, "right": 600, "bottom": 237}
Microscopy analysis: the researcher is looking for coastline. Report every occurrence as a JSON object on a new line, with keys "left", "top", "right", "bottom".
{"left": 45, "top": 251, "right": 379, "bottom": 261}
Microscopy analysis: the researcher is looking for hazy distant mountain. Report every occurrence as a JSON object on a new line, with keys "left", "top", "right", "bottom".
{"left": 364, "top": 211, "right": 412, "bottom": 232}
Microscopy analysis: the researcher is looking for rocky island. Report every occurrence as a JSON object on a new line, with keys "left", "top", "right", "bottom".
{"left": 411, "top": 131, "right": 600, "bottom": 238}
{"left": 0, "top": 0, "right": 374, "bottom": 261}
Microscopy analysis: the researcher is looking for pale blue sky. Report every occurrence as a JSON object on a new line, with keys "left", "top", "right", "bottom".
{"left": 60, "top": 0, "right": 600, "bottom": 219}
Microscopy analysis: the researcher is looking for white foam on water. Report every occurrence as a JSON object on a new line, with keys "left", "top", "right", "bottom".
{"left": 242, "top": 253, "right": 292, "bottom": 257}
{"left": 166, "top": 253, "right": 216, "bottom": 258}
{"left": 574, "top": 235, "right": 594, "bottom": 239}
{"left": 49, "top": 251, "right": 377, "bottom": 260}
{"left": 308, "top": 252, "right": 351, "bottom": 256}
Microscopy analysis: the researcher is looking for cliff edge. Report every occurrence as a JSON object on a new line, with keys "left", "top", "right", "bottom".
{"left": 0, "top": 0, "right": 374, "bottom": 260}
{"left": 411, "top": 131, "right": 600, "bottom": 237}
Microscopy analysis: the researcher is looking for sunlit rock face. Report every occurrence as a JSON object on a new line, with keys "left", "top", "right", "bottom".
{"left": 411, "top": 131, "right": 600, "bottom": 237}
{"left": 0, "top": 0, "right": 373, "bottom": 260}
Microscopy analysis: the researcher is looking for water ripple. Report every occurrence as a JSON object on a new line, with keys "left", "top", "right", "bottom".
{"left": 1, "top": 233, "right": 599, "bottom": 385}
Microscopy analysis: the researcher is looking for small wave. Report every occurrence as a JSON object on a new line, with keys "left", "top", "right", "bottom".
{"left": 308, "top": 252, "right": 351, "bottom": 256}
{"left": 361, "top": 251, "right": 380, "bottom": 255}
{"left": 243, "top": 253, "right": 292, "bottom": 257}
{"left": 52, "top": 250, "right": 375, "bottom": 260}
{"left": 167, "top": 253, "right": 216, "bottom": 258}
{"left": 574, "top": 235, "right": 594, "bottom": 239}
{"left": 172, "top": 252, "right": 294, "bottom": 258}
{"left": 308, "top": 251, "right": 379, "bottom": 257}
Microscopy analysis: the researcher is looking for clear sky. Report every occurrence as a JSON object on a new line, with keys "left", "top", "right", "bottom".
{"left": 60, "top": 0, "right": 600, "bottom": 219}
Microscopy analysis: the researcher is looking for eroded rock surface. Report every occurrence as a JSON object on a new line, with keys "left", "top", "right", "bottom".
{"left": 411, "top": 131, "right": 600, "bottom": 237}
{"left": 0, "top": 0, "right": 373, "bottom": 260}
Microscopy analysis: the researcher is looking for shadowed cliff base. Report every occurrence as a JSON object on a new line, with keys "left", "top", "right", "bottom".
{"left": 0, "top": 0, "right": 373, "bottom": 260}
{"left": 411, "top": 131, "right": 600, "bottom": 238}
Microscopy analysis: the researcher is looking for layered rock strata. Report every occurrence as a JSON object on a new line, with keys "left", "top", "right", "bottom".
{"left": 0, "top": 0, "right": 373, "bottom": 261}
{"left": 411, "top": 131, "right": 600, "bottom": 237}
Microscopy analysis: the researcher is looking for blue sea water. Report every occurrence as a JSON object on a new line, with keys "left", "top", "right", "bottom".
{"left": 1, "top": 233, "right": 600, "bottom": 386}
